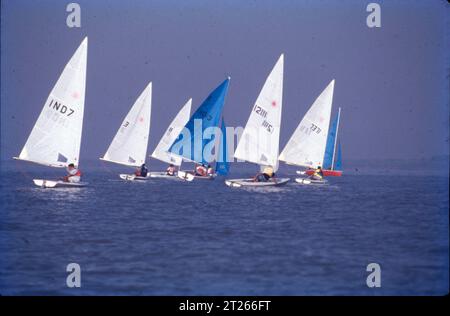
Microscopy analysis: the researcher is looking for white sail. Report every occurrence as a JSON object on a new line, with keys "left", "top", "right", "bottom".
{"left": 14, "top": 37, "right": 88, "bottom": 167}
{"left": 151, "top": 98, "right": 192, "bottom": 166}
{"left": 279, "top": 79, "right": 335, "bottom": 168}
{"left": 101, "top": 82, "right": 152, "bottom": 167}
{"left": 233, "top": 54, "right": 284, "bottom": 171}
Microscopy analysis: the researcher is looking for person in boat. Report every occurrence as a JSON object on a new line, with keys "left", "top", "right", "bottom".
{"left": 135, "top": 163, "right": 148, "bottom": 177}
{"left": 254, "top": 166, "right": 275, "bottom": 182}
{"left": 310, "top": 166, "right": 324, "bottom": 180}
{"left": 63, "top": 163, "right": 82, "bottom": 183}
{"left": 166, "top": 164, "right": 176, "bottom": 176}
{"left": 194, "top": 163, "right": 208, "bottom": 177}
{"left": 206, "top": 164, "right": 214, "bottom": 176}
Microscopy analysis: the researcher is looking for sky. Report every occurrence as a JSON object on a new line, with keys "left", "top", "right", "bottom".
{"left": 1, "top": 0, "right": 448, "bottom": 163}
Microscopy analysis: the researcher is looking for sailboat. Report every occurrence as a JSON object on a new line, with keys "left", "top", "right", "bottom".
{"left": 13, "top": 37, "right": 88, "bottom": 188}
{"left": 278, "top": 79, "right": 335, "bottom": 185}
{"left": 100, "top": 82, "right": 152, "bottom": 180}
{"left": 225, "top": 54, "right": 289, "bottom": 188}
{"left": 169, "top": 78, "right": 230, "bottom": 181}
{"left": 149, "top": 98, "right": 192, "bottom": 179}
{"left": 303, "top": 107, "right": 342, "bottom": 177}
{"left": 215, "top": 118, "right": 230, "bottom": 176}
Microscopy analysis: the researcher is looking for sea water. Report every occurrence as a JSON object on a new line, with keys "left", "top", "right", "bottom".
{"left": 0, "top": 161, "right": 448, "bottom": 295}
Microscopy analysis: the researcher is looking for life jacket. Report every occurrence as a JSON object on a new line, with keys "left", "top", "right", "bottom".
{"left": 313, "top": 169, "right": 323, "bottom": 179}
{"left": 255, "top": 173, "right": 270, "bottom": 182}
{"left": 263, "top": 166, "right": 274, "bottom": 177}
{"left": 140, "top": 166, "right": 148, "bottom": 177}
{"left": 69, "top": 168, "right": 82, "bottom": 177}
{"left": 195, "top": 165, "right": 207, "bottom": 176}
{"left": 167, "top": 166, "right": 175, "bottom": 175}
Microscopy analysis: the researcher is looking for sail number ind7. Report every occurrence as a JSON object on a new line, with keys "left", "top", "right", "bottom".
{"left": 48, "top": 99, "right": 76, "bottom": 116}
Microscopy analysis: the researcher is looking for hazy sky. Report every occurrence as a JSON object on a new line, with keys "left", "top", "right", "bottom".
{"left": 1, "top": 0, "right": 448, "bottom": 162}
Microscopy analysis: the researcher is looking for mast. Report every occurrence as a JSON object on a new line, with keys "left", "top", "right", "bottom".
{"left": 331, "top": 107, "right": 341, "bottom": 170}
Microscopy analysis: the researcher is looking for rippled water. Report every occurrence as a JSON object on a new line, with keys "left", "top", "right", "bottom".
{"left": 0, "top": 167, "right": 448, "bottom": 295}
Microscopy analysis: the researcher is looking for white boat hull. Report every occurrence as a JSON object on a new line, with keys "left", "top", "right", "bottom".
{"left": 120, "top": 172, "right": 181, "bottom": 180}
{"left": 33, "top": 179, "right": 88, "bottom": 188}
{"left": 119, "top": 174, "right": 150, "bottom": 181}
{"left": 225, "top": 178, "right": 290, "bottom": 188}
{"left": 193, "top": 175, "right": 215, "bottom": 180}
{"left": 180, "top": 170, "right": 215, "bottom": 180}
{"left": 295, "top": 178, "right": 328, "bottom": 185}
{"left": 149, "top": 172, "right": 178, "bottom": 179}
{"left": 177, "top": 171, "right": 195, "bottom": 182}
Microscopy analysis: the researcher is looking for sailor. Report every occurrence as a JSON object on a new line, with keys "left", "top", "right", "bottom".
{"left": 195, "top": 163, "right": 208, "bottom": 177}
{"left": 166, "top": 164, "right": 176, "bottom": 176}
{"left": 206, "top": 164, "right": 214, "bottom": 176}
{"left": 310, "top": 166, "right": 324, "bottom": 180}
{"left": 254, "top": 166, "right": 275, "bottom": 182}
{"left": 135, "top": 163, "right": 148, "bottom": 177}
{"left": 63, "top": 163, "right": 82, "bottom": 183}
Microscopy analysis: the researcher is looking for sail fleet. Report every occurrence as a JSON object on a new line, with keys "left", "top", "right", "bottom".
{"left": 14, "top": 37, "right": 342, "bottom": 188}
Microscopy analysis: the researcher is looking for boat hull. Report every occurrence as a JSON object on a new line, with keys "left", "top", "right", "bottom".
{"left": 180, "top": 170, "right": 215, "bottom": 180}
{"left": 295, "top": 178, "right": 328, "bottom": 185}
{"left": 225, "top": 178, "right": 290, "bottom": 188}
{"left": 121, "top": 172, "right": 181, "bottom": 180}
{"left": 33, "top": 179, "right": 88, "bottom": 188}
{"left": 303, "top": 169, "right": 342, "bottom": 177}
{"left": 148, "top": 172, "right": 178, "bottom": 179}
{"left": 119, "top": 174, "right": 150, "bottom": 181}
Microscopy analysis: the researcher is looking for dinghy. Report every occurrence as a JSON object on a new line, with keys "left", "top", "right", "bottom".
{"left": 294, "top": 178, "right": 328, "bottom": 185}
{"left": 13, "top": 37, "right": 88, "bottom": 188}
{"left": 33, "top": 179, "right": 87, "bottom": 188}
{"left": 279, "top": 80, "right": 335, "bottom": 185}
{"left": 100, "top": 82, "right": 152, "bottom": 180}
{"left": 226, "top": 54, "right": 289, "bottom": 187}
{"left": 148, "top": 172, "right": 181, "bottom": 179}
{"left": 119, "top": 174, "right": 149, "bottom": 181}
{"left": 149, "top": 99, "right": 192, "bottom": 180}
{"left": 225, "top": 178, "right": 289, "bottom": 188}
{"left": 188, "top": 173, "right": 216, "bottom": 180}
{"left": 168, "top": 78, "right": 230, "bottom": 181}
{"left": 176, "top": 171, "right": 196, "bottom": 181}
{"left": 304, "top": 107, "right": 342, "bottom": 177}
{"left": 183, "top": 118, "right": 229, "bottom": 180}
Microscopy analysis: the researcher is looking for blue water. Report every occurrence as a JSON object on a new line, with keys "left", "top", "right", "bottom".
{"left": 0, "top": 165, "right": 448, "bottom": 295}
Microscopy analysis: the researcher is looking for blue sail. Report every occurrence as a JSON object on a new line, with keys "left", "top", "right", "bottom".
{"left": 323, "top": 111, "right": 339, "bottom": 169}
{"left": 169, "top": 78, "right": 230, "bottom": 164}
{"left": 215, "top": 118, "right": 229, "bottom": 175}
{"left": 334, "top": 140, "right": 342, "bottom": 171}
